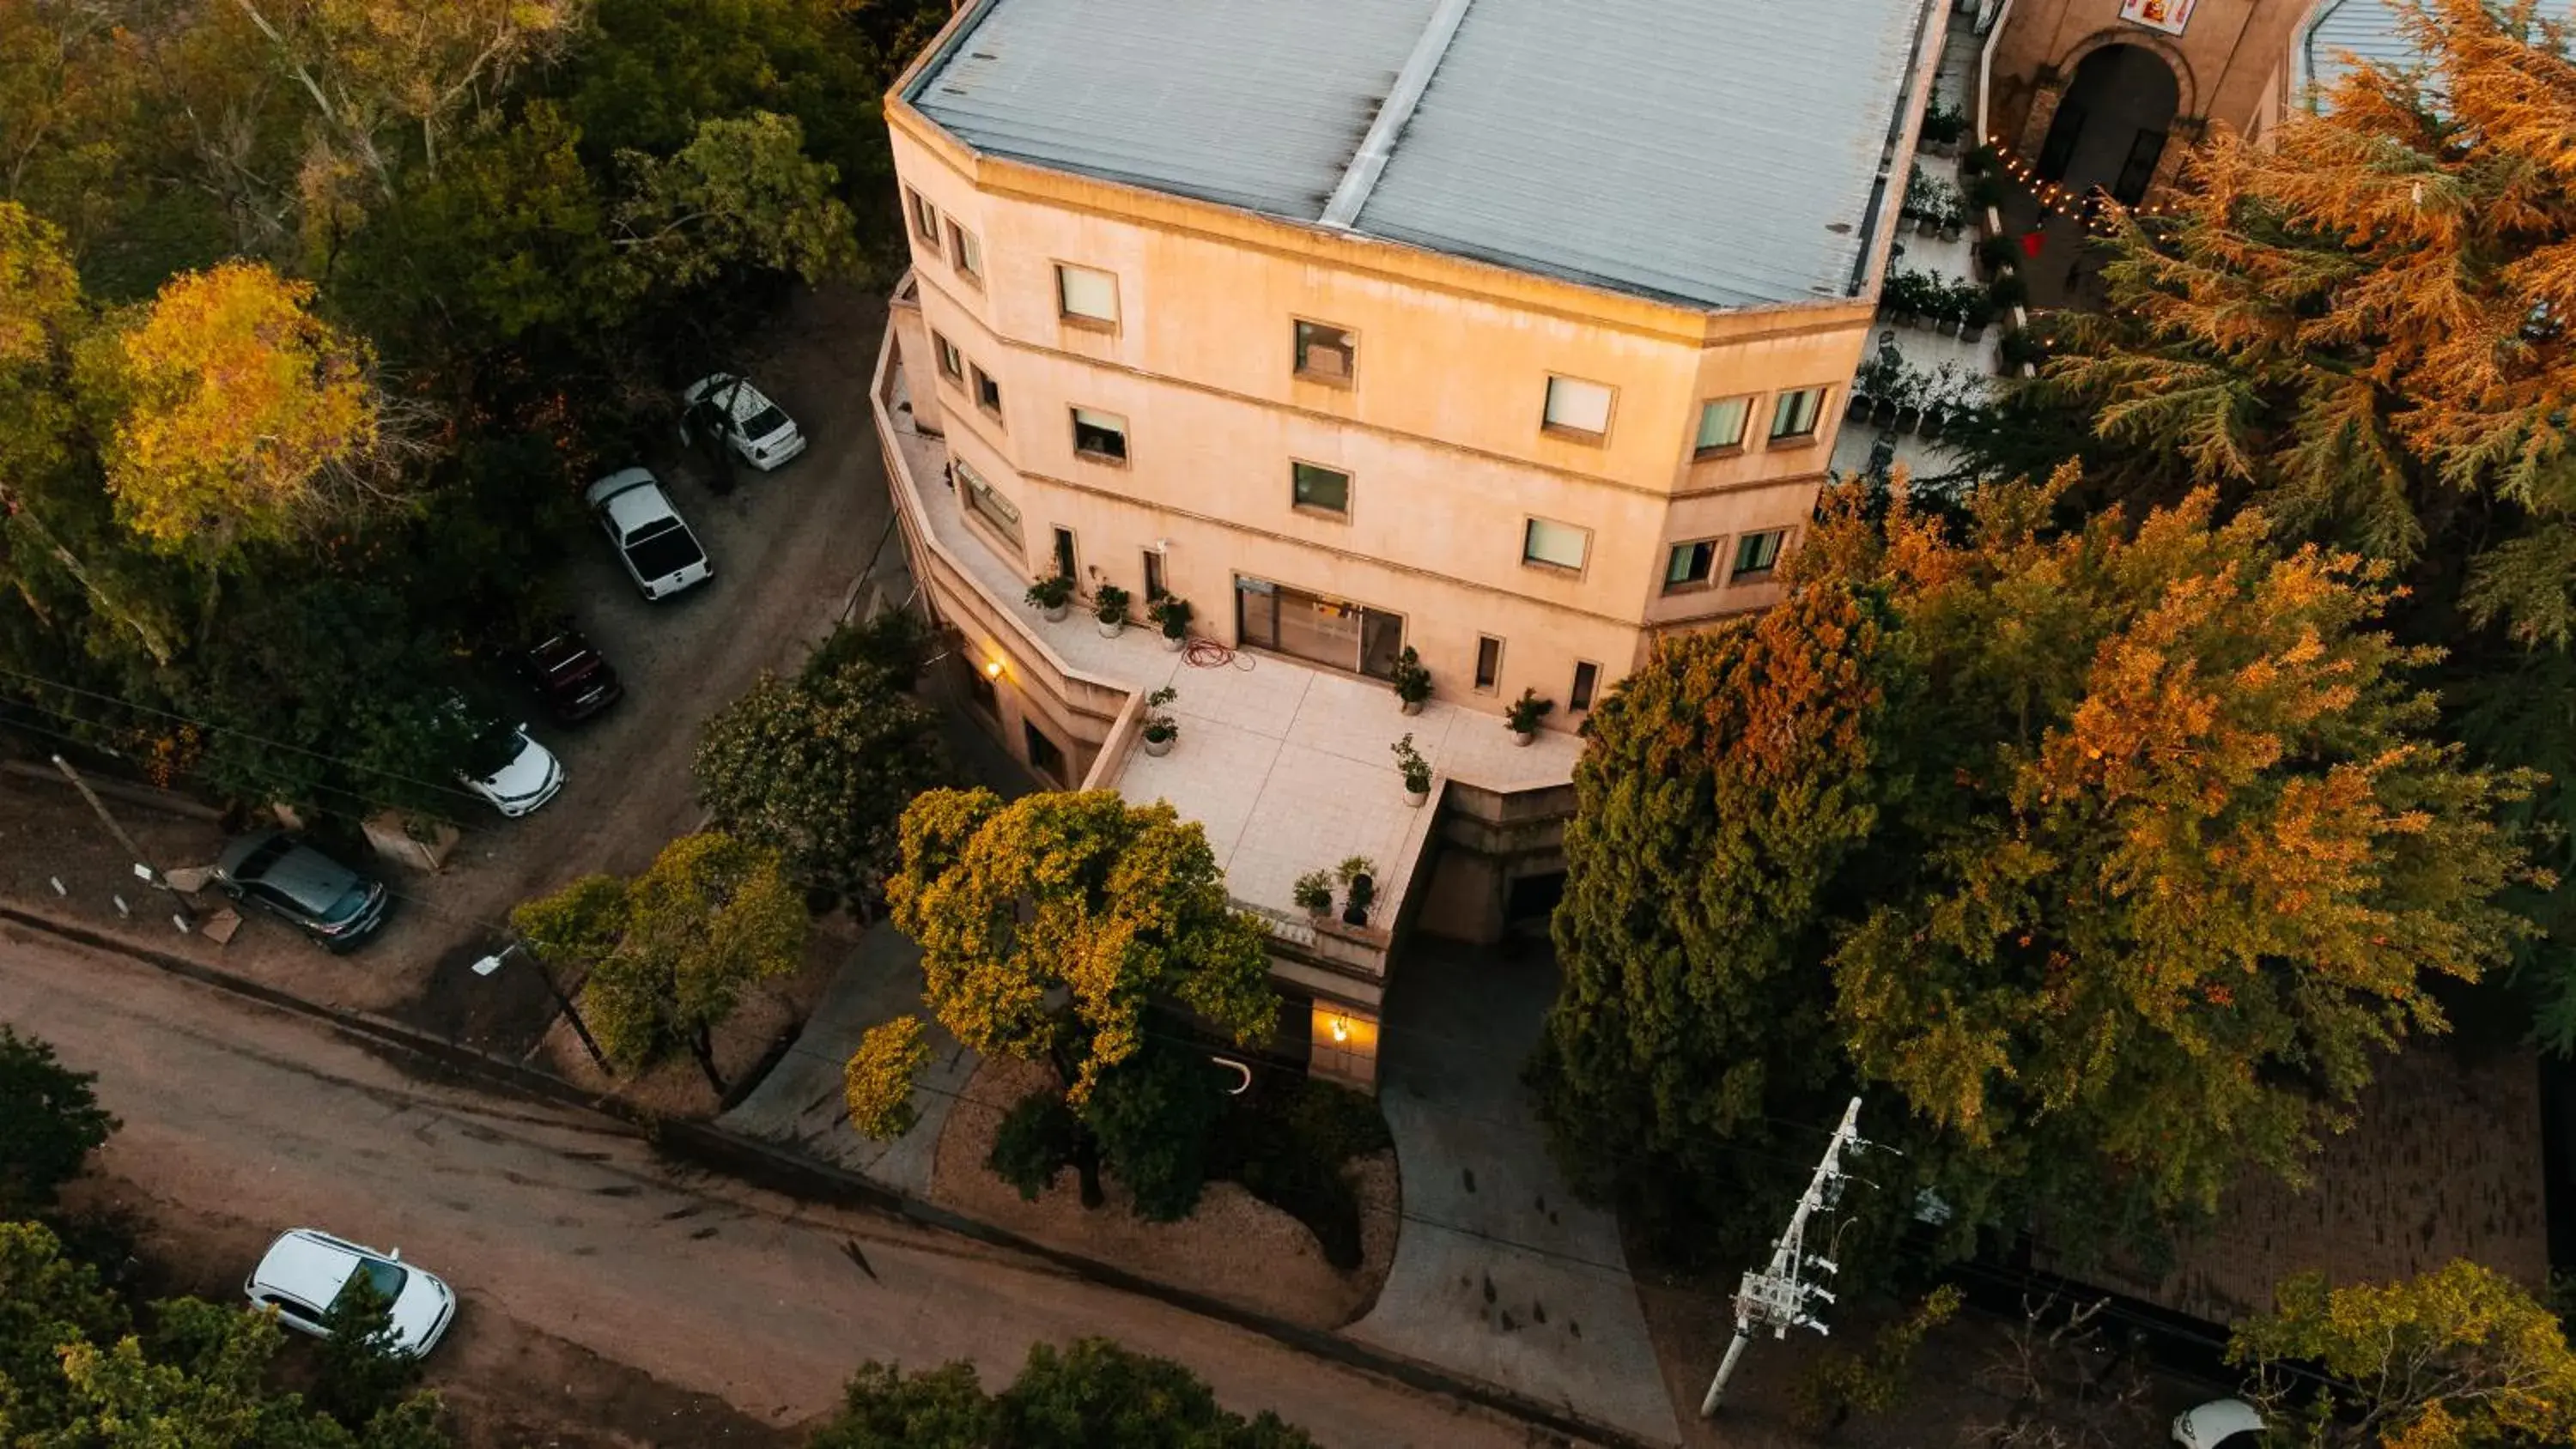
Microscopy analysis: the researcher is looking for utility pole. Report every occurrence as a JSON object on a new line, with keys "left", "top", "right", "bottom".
{"left": 473, "top": 942, "right": 611, "bottom": 1075}
{"left": 1701, "top": 1095, "right": 1870, "bottom": 1416}
{"left": 52, "top": 754, "right": 195, "bottom": 931}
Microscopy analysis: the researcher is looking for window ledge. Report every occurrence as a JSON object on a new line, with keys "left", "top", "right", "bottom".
{"left": 1291, "top": 503, "right": 1352, "bottom": 524}
{"left": 1059, "top": 313, "right": 1119, "bottom": 335}
{"left": 1294, "top": 368, "right": 1356, "bottom": 389}
{"left": 1073, "top": 448, "right": 1128, "bottom": 467}
{"left": 1521, "top": 557, "right": 1586, "bottom": 579}
{"left": 1728, "top": 569, "right": 1778, "bottom": 586}
{"left": 1691, "top": 444, "right": 1747, "bottom": 463}
{"left": 1660, "top": 579, "right": 1716, "bottom": 596}
{"left": 1765, "top": 433, "right": 1822, "bottom": 452}
{"left": 1540, "top": 422, "right": 1608, "bottom": 446}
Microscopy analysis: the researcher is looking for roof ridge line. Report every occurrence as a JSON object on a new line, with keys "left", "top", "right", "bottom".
{"left": 1318, "top": 0, "right": 1479, "bottom": 228}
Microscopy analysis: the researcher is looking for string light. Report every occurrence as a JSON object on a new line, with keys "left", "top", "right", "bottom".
{"left": 1975, "top": 134, "right": 2176, "bottom": 236}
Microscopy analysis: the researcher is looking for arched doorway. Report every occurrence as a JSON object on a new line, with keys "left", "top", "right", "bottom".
{"left": 2033, "top": 44, "right": 2181, "bottom": 209}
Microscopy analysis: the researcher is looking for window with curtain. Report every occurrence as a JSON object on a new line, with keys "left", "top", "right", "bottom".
{"left": 1694, "top": 397, "right": 1750, "bottom": 454}
{"left": 948, "top": 223, "right": 982, "bottom": 281}
{"left": 1071, "top": 408, "right": 1127, "bottom": 462}
{"left": 1056, "top": 264, "right": 1119, "bottom": 324}
{"left": 1542, "top": 375, "right": 1614, "bottom": 437}
{"left": 1769, "top": 385, "right": 1826, "bottom": 440}
{"left": 956, "top": 461, "right": 1023, "bottom": 549}
{"left": 1733, "top": 528, "right": 1787, "bottom": 578}
{"left": 1522, "top": 517, "right": 1589, "bottom": 571}
{"left": 1664, "top": 539, "right": 1717, "bottom": 590}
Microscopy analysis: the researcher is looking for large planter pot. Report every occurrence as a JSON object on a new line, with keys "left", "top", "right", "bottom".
{"left": 1399, "top": 697, "right": 1424, "bottom": 717}
{"left": 1162, "top": 633, "right": 1184, "bottom": 652}
{"left": 1042, "top": 603, "right": 1069, "bottom": 622}
{"left": 1142, "top": 733, "right": 1174, "bottom": 757}
{"left": 1893, "top": 405, "right": 1924, "bottom": 434}
{"left": 1511, "top": 728, "right": 1535, "bottom": 749}
{"left": 1871, "top": 396, "right": 1901, "bottom": 427}
{"left": 1888, "top": 308, "right": 1918, "bottom": 330}
{"left": 1915, "top": 216, "right": 1941, "bottom": 238}
{"left": 1939, "top": 221, "right": 1965, "bottom": 243}
{"left": 1846, "top": 391, "right": 1872, "bottom": 421}
{"left": 1097, "top": 619, "right": 1124, "bottom": 639}
{"left": 1404, "top": 786, "right": 1430, "bottom": 809}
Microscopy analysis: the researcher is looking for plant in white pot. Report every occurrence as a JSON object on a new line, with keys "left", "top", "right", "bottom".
{"left": 1391, "top": 734, "right": 1432, "bottom": 808}
{"left": 1024, "top": 573, "right": 1073, "bottom": 622}
{"left": 1149, "top": 595, "right": 1192, "bottom": 652}
{"left": 1139, "top": 686, "right": 1179, "bottom": 756}
{"left": 1093, "top": 582, "right": 1130, "bottom": 639}
{"left": 1335, "top": 855, "right": 1376, "bottom": 927}
{"left": 1293, "top": 870, "right": 1334, "bottom": 919}
{"left": 1389, "top": 646, "right": 1432, "bottom": 715}
{"left": 1505, "top": 688, "right": 1554, "bottom": 746}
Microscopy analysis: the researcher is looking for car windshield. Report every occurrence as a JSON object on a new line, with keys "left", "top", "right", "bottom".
{"left": 742, "top": 405, "right": 790, "bottom": 439}
{"left": 334, "top": 1256, "right": 409, "bottom": 1311}
{"left": 236, "top": 836, "right": 295, "bottom": 881}
{"left": 321, "top": 881, "right": 376, "bottom": 925}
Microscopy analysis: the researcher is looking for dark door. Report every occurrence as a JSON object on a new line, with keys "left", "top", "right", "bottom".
{"left": 2036, "top": 102, "right": 2086, "bottom": 181}
{"left": 2111, "top": 128, "right": 2167, "bottom": 207}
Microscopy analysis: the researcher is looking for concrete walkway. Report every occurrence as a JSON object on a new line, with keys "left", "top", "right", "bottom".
{"left": 716, "top": 920, "right": 977, "bottom": 1196}
{"left": 1347, "top": 939, "right": 1681, "bottom": 1445}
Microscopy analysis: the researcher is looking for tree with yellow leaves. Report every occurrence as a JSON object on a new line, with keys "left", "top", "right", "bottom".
{"left": 2231, "top": 1260, "right": 2576, "bottom": 1448}
{"left": 84, "top": 260, "right": 391, "bottom": 556}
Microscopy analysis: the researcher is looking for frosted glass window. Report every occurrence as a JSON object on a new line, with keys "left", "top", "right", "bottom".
{"left": 1522, "top": 518, "right": 1589, "bottom": 571}
{"left": 1056, "top": 264, "right": 1119, "bottom": 324}
{"left": 1543, "top": 376, "right": 1613, "bottom": 436}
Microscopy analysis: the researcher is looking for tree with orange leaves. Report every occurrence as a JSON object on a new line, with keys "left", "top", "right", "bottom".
{"left": 1538, "top": 470, "right": 2540, "bottom": 1269}
{"left": 82, "top": 259, "right": 392, "bottom": 556}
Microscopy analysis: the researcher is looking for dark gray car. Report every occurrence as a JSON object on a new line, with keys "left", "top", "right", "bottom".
{"left": 211, "top": 830, "right": 390, "bottom": 952}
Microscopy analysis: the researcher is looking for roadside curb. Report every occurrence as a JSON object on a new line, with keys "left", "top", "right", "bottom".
{"left": 0, "top": 900, "right": 1662, "bottom": 1449}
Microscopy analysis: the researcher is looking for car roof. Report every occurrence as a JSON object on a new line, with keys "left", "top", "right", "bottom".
{"left": 2181, "top": 1400, "right": 2268, "bottom": 1445}
{"left": 592, "top": 473, "right": 676, "bottom": 533}
{"left": 249, "top": 840, "right": 361, "bottom": 910}
{"left": 690, "top": 374, "right": 779, "bottom": 425}
{"left": 216, "top": 828, "right": 288, "bottom": 876}
{"left": 253, "top": 1229, "right": 363, "bottom": 1306}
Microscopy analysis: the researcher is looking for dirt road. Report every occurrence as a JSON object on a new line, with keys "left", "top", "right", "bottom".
{"left": 0, "top": 920, "right": 1550, "bottom": 1448}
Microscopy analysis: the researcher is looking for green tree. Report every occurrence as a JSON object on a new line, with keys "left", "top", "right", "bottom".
{"left": 611, "top": 112, "right": 858, "bottom": 294}
{"left": 312, "top": 1274, "right": 420, "bottom": 1428}
{"left": 852, "top": 789, "right": 1275, "bottom": 1211}
{"left": 0, "top": 1027, "right": 118, "bottom": 1218}
{"left": 0, "top": 1221, "right": 131, "bottom": 1439}
{"left": 1540, "top": 474, "right": 2540, "bottom": 1265}
{"left": 810, "top": 1337, "right": 1319, "bottom": 1449}
{"left": 694, "top": 658, "right": 950, "bottom": 907}
{"left": 2229, "top": 1261, "right": 2576, "bottom": 1448}
{"left": 519, "top": 833, "right": 806, "bottom": 1092}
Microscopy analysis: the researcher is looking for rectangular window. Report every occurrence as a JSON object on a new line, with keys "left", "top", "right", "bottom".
{"left": 971, "top": 365, "right": 1002, "bottom": 419}
{"left": 906, "top": 187, "right": 939, "bottom": 243}
{"left": 1522, "top": 517, "right": 1589, "bottom": 572}
{"left": 947, "top": 222, "right": 982, "bottom": 282}
{"left": 1052, "top": 527, "right": 1078, "bottom": 581}
{"left": 1023, "top": 722, "right": 1066, "bottom": 784}
{"left": 1294, "top": 320, "right": 1355, "bottom": 383}
{"left": 964, "top": 667, "right": 998, "bottom": 717}
{"left": 1694, "top": 397, "right": 1751, "bottom": 456}
{"left": 1733, "top": 528, "right": 1788, "bottom": 579}
{"left": 1143, "top": 549, "right": 1166, "bottom": 601}
{"left": 1769, "top": 385, "right": 1826, "bottom": 441}
{"left": 933, "top": 332, "right": 964, "bottom": 383}
{"left": 1663, "top": 539, "right": 1718, "bottom": 591}
{"left": 1571, "top": 661, "right": 1600, "bottom": 712}
{"left": 957, "top": 460, "right": 1022, "bottom": 549}
{"left": 1056, "top": 264, "right": 1119, "bottom": 327}
{"left": 1070, "top": 407, "right": 1128, "bottom": 464}
{"left": 1291, "top": 461, "right": 1351, "bottom": 516}
{"left": 1473, "top": 636, "right": 1503, "bottom": 693}
{"left": 1542, "top": 375, "right": 1614, "bottom": 440}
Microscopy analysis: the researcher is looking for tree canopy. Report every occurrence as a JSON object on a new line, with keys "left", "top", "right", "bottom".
{"left": 1539, "top": 472, "right": 2539, "bottom": 1264}
{"left": 0, "top": 1026, "right": 118, "bottom": 1220}
{"left": 809, "top": 1337, "right": 1319, "bottom": 1449}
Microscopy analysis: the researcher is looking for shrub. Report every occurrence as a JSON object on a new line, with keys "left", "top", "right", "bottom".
{"left": 1084, "top": 1044, "right": 1225, "bottom": 1222}
{"left": 1210, "top": 1077, "right": 1394, "bottom": 1270}
{"left": 987, "top": 1090, "right": 1079, "bottom": 1201}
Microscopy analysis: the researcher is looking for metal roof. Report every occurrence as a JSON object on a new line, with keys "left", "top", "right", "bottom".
{"left": 2300, "top": 0, "right": 2573, "bottom": 98}
{"left": 908, "top": 0, "right": 1935, "bottom": 311}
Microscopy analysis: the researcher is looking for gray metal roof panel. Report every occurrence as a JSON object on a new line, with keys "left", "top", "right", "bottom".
{"left": 909, "top": 0, "right": 1443, "bottom": 221}
{"left": 2302, "top": 0, "right": 2573, "bottom": 98}
{"left": 1352, "top": 0, "right": 1928, "bottom": 309}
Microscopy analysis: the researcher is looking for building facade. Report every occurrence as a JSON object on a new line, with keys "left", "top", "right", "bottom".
{"left": 871, "top": 0, "right": 1949, "bottom": 1085}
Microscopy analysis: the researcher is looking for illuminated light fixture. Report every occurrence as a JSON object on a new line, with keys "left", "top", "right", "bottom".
{"left": 1328, "top": 1015, "right": 1352, "bottom": 1043}
{"left": 983, "top": 658, "right": 1004, "bottom": 679}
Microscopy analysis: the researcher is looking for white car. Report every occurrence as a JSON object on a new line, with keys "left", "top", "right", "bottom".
{"left": 459, "top": 723, "right": 562, "bottom": 818}
{"left": 586, "top": 468, "right": 712, "bottom": 600}
{"left": 2172, "top": 1399, "right": 2267, "bottom": 1448}
{"left": 245, "top": 1228, "right": 456, "bottom": 1358}
{"left": 681, "top": 373, "right": 805, "bottom": 471}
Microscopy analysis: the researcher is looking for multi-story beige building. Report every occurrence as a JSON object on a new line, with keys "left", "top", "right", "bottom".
{"left": 871, "top": 0, "right": 1949, "bottom": 1084}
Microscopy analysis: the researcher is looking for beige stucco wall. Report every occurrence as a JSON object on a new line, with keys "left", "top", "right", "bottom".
{"left": 886, "top": 109, "right": 1875, "bottom": 724}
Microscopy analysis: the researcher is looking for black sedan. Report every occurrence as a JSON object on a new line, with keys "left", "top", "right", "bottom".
{"left": 517, "top": 626, "right": 625, "bottom": 725}
{"left": 211, "top": 830, "right": 390, "bottom": 952}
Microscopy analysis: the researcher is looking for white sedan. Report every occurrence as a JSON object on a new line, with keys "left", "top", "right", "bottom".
{"left": 586, "top": 468, "right": 712, "bottom": 600}
{"left": 681, "top": 373, "right": 805, "bottom": 471}
{"left": 2172, "top": 1399, "right": 2267, "bottom": 1448}
{"left": 459, "top": 723, "right": 562, "bottom": 818}
{"left": 246, "top": 1228, "right": 457, "bottom": 1357}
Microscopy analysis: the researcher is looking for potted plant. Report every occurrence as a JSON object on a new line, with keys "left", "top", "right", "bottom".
{"left": 1976, "top": 233, "right": 2019, "bottom": 280}
{"left": 1093, "top": 582, "right": 1130, "bottom": 639}
{"left": 1391, "top": 733, "right": 1432, "bottom": 808}
{"left": 1987, "top": 267, "right": 2030, "bottom": 312}
{"left": 1150, "top": 595, "right": 1192, "bottom": 653}
{"left": 1964, "top": 169, "right": 2007, "bottom": 214}
{"left": 1920, "top": 99, "right": 1966, "bottom": 156}
{"left": 1336, "top": 856, "right": 1376, "bottom": 927}
{"left": 1293, "top": 870, "right": 1334, "bottom": 919}
{"left": 1505, "top": 688, "right": 1553, "bottom": 746}
{"left": 1140, "top": 686, "right": 1178, "bottom": 756}
{"left": 1390, "top": 646, "right": 1432, "bottom": 714}
{"left": 1960, "top": 294, "right": 1996, "bottom": 344}
{"left": 1024, "top": 573, "right": 1073, "bottom": 622}
{"left": 1936, "top": 200, "right": 1966, "bottom": 244}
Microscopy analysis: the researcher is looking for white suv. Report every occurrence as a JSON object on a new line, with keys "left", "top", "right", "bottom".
{"left": 245, "top": 1228, "right": 457, "bottom": 1357}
